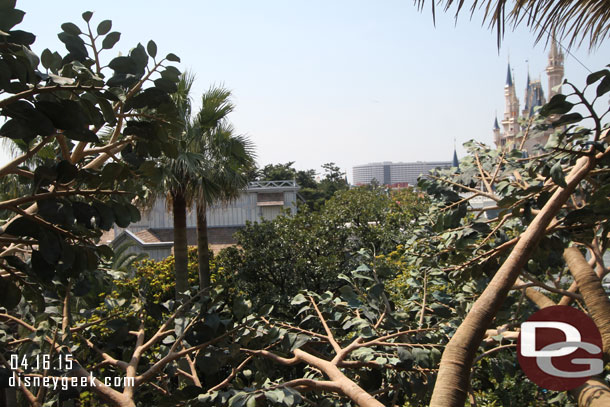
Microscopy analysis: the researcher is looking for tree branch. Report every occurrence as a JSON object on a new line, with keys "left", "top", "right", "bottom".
{"left": 309, "top": 296, "right": 342, "bottom": 354}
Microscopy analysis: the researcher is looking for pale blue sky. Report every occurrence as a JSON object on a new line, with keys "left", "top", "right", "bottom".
{"left": 5, "top": 1, "right": 610, "bottom": 182}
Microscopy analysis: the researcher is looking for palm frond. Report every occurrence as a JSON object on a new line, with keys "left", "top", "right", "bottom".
{"left": 415, "top": 0, "right": 610, "bottom": 49}
{"left": 195, "top": 85, "right": 235, "bottom": 133}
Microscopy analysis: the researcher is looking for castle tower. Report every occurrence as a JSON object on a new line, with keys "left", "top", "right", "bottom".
{"left": 494, "top": 46, "right": 564, "bottom": 152}
{"left": 493, "top": 117, "right": 501, "bottom": 145}
{"left": 546, "top": 38, "right": 564, "bottom": 99}
{"left": 500, "top": 63, "right": 520, "bottom": 147}
{"left": 522, "top": 71, "right": 533, "bottom": 118}
{"left": 523, "top": 69, "right": 546, "bottom": 119}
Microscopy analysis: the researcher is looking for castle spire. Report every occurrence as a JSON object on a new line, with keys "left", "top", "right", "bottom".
{"left": 547, "top": 31, "right": 564, "bottom": 98}
{"left": 550, "top": 37, "right": 559, "bottom": 59}
{"left": 506, "top": 63, "right": 513, "bottom": 87}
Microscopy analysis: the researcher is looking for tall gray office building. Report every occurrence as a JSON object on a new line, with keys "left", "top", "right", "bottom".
{"left": 353, "top": 155, "right": 456, "bottom": 187}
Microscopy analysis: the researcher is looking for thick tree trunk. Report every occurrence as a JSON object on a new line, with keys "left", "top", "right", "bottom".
{"left": 430, "top": 152, "right": 600, "bottom": 407}
{"left": 572, "top": 378, "right": 610, "bottom": 406}
{"left": 564, "top": 247, "right": 610, "bottom": 359}
{"left": 196, "top": 200, "right": 210, "bottom": 289}
{"left": 172, "top": 191, "right": 189, "bottom": 299}
{"left": 525, "top": 286, "right": 556, "bottom": 309}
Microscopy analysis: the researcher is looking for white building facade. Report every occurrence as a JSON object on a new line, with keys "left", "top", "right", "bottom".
{"left": 111, "top": 180, "right": 299, "bottom": 260}
{"left": 353, "top": 161, "right": 453, "bottom": 187}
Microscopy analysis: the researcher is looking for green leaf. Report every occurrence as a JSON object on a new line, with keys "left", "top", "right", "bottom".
{"left": 4, "top": 256, "right": 28, "bottom": 273}
{"left": 291, "top": 334, "right": 310, "bottom": 351}
{"left": 108, "top": 56, "right": 138, "bottom": 74}
{"left": 8, "top": 30, "right": 35, "bottom": 46}
{"left": 596, "top": 75, "right": 610, "bottom": 97}
{"left": 97, "top": 97, "right": 116, "bottom": 126}
{"left": 57, "top": 32, "right": 87, "bottom": 61}
{"left": 126, "top": 203, "right": 141, "bottom": 222}
{"left": 57, "top": 160, "right": 78, "bottom": 184}
{"left": 339, "top": 285, "right": 361, "bottom": 307}
{"left": 0, "top": 8, "right": 24, "bottom": 32}
{"left": 96, "top": 20, "right": 112, "bottom": 35}
{"left": 540, "top": 94, "right": 573, "bottom": 116}
{"left": 38, "top": 199, "right": 74, "bottom": 226}
{"left": 101, "top": 31, "right": 120, "bottom": 49}
{"left": 544, "top": 132, "right": 561, "bottom": 149}
{"left": 34, "top": 165, "right": 57, "bottom": 188}
{"left": 97, "top": 244, "right": 114, "bottom": 259}
{"left": 125, "top": 87, "right": 170, "bottom": 110}
{"left": 265, "top": 389, "right": 284, "bottom": 403}
{"left": 82, "top": 11, "right": 93, "bottom": 22}
{"left": 412, "top": 348, "right": 430, "bottom": 368}
{"left": 0, "top": 59, "right": 10, "bottom": 89}
{"left": 112, "top": 202, "right": 131, "bottom": 228}
{"left": 397, "top": 348, "right": 413, "bottom": 362}
{"left": 259, "top": 304, "right": 274, "bottom": 316}
{"left": 130, "top": 43, "right": 148, "bottom": 72}
{"left": 0, "top": 119, "right": 37, "bottom": 141}
{"left": 63, "top": 128, "right": 99, "bottom": 143}
{"left": 36, "top": 100, "right": 90, "bottom": 130}
{"left": 228, "top": 393, "right": 248, "bottom": 407}
{"left": 107, "top": 73, "right": 138, "bottom": 88}
{"left": 58, "top": 239, "right": 76, "bottom": 271}
{"left": 38, "top": 229, "right": 61, "bottom": 264}
{"left": 101, "top": 162, "right": 125, "bottom": 183}
{"left": 550, "top": 162, "right": 567, "bottom": 188}
{"left": 73, "top": 201, "right": 97, "bottom": 228}
{"left": 160, "top": 66, "right": 180, "bottom": 82}
{"left": 154, "top": 77, "right": 178, "bottom": 93}
{"left": 147, "top": 40, "right": 157, "bottom": 58}
{"left": 233, "top": 297, "right": 252, "bottom": 320}
{"left": 166, "top": 53, "right": 180, "bottom": 62}
{"left": 48, "top": 73, "right": 75, "bottom": 86}
{"left": 92, "top": 201, "right": 115, "bottom": 230}
{"left": 31, "top": 250, "right": 54, "bottom": 281}
{"left": 40, "top": 49, "right": 53, "bottom": 70}
{"left": 430, "top": 347, "right": 441, "bottom": 365}
{"left": 586, "top": 69, "right": 609, "bottom": 85}
{"left": 19, "top": 45, "right": 39, "bottom": 69}
{"left": 290, "top": 293, "right": 307, "bottom": 305}
{"left": 0, "top": 278, "right": 21, "bottom": 309}
{"left": 4, "top": 101, "right": 55, "bottom": 136}
{"left": 61, "top": 22, "right": 81, "bottom": 36}
{"left": 552, "top": 112, "right": 583, "bottom": 127}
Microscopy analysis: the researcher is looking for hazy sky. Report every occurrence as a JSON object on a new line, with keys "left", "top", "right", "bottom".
{"left": 3, "top": 1, "right": 610, "bottom": 182}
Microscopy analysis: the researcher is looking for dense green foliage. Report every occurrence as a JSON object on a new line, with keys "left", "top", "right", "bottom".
{"left": 215, "top": 187, "right": 426, "bottom": 312}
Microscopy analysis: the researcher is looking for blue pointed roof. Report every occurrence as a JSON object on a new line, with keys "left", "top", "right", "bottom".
{"left": 452, "top": 148, "right": 459, "bottom": 168}
{"left": 493, "top": 117, "right": 500, "bottom": 130}
{"left": 506, "top": 63, "right": 513, "bottom": 86}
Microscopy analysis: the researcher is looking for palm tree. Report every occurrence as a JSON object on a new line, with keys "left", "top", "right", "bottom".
{"left": 160, "top": 76, "right": 255, "bottom": 297}
{"left": 191, "top": 90, "right": 255, "bottom": 289}
{"left": 160, "top": 72, "right": 205, "bottom": 299}
{"left": 415, "top": 0, "right": 610, "bottom": 49}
